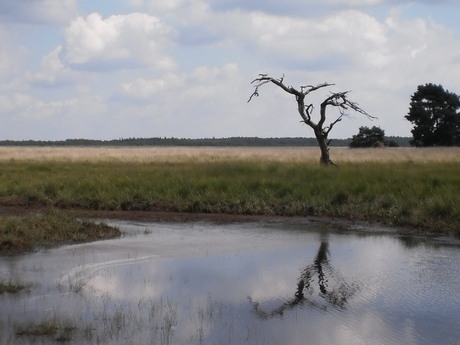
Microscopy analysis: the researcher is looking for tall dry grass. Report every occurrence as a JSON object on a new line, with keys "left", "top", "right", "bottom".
{"left": 1, "top": 146, "right": 459, "bottom": 163}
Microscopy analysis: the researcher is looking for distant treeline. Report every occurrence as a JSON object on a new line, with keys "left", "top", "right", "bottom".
{"left": 0, "top": 136, "right": 411, "bottom": 147}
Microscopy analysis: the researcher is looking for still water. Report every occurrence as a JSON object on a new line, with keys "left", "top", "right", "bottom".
{"left": 1, "top": 221, "right": 459, "bottom": 345}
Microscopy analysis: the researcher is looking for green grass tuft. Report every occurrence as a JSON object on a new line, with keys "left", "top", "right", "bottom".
{"left": 0, "top": 209, "right": 121, "bottom": 255}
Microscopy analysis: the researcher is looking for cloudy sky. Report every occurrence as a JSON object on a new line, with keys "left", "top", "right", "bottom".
{"left": 1, "top": 0, "right": 459, "bottom": 140}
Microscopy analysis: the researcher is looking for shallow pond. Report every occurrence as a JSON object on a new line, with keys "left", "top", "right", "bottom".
{"left": 1, "top": 220, "right": 460, "bottom": 345}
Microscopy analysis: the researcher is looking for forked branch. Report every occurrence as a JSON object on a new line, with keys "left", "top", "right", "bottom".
{"left": 248, "top": 75, "right": 334, "bottom": 102}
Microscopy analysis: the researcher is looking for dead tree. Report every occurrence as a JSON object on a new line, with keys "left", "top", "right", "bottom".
{"left": 248, "top": 74, "right": 376, "bottom": 166}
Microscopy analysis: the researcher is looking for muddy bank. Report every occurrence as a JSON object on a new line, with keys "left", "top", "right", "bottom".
{"left": 0, "top": 205, "right": 437, "bottom": 237}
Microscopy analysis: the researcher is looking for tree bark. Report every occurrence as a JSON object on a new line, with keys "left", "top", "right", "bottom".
{"left": 314, "top": 128, "right": 333, "bottom": 165}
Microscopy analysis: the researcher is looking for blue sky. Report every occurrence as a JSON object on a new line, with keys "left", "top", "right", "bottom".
{"left": 1, "top": 0, "right": 459, "bottom": 140}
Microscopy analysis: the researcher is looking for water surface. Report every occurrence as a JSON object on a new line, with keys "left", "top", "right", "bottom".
{"left": 1, "top": 221, "right": 459, "bottom": 345}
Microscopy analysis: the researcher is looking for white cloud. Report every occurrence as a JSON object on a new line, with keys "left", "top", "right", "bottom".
{"left": 139, "top": 0, "right": 210, "bottom": 19}
{"left": 61, "top": 12, "right": 176, "bottom": 71}
{"left": 0, "top": 25, "right": 28, "bottom": 83}
{"left": 0, "top": 91, "right": 110, "bottom": 140}
{"left": 0, "top": 92, "right": 78, "bottom": 120}
{"left": 143, "top": 0, "right": 189, "bottom": 11}
{"left": 30, "top": 47, "right": 74, "bottom": 86}
{"left": 0, "top": 51, "right": 12, "bottom": 78}
{"left": 120, "top": 73, "right": 185, "bottom": 99}
{"left": 258, "top": 10, "right": 385, "bottom": 66}
{"left": 0, "top": 0, "right": 77, "bottom": 24}
{"left": 121, "top": 78, "right": 167, "bottom": 99}
{"left": 0, "top": 37, "right": 17, "bottom": 79}
{"left": 207, "top": 0, "right": 391, "bottom": 17}
{"left": 110, "top": 63, "right": 248, "bottom": 138}
{"left": 0, "top": 93, "right": 30, "bottom": 115}
{"left": 119, "top": 63, "right": 240, "bottom": 103}
{"left": 191, "top": 63, "right": 239, "bottom": 83}
{"left": 326, "top": 0, "right": 384, "bottom": 4}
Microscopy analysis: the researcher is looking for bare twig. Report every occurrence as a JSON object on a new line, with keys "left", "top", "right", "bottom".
{"left": 325, "top": 116, "right": 343, "bottom": 136}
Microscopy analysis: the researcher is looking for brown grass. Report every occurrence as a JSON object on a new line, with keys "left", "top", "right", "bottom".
{"left": 1, "top": 146, "right": 459, "bottom": 163}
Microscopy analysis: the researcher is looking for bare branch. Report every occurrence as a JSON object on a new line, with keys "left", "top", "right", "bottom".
{"left": 322, "top": 91, "right": 377, "bottom": 120}
{"left": 325, "top": 116, "right": 343, "bottom": 136}
{"left": 346, "top": 99, "right": 376, "bottom": 120}
{"left": 301, "top": 82, "right": 335, "bottom": 96}
{"left": 248, "top": 74, "right": 301, "bottom": 103}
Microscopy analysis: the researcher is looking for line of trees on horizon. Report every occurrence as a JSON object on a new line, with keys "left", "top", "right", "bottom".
{"left": 0, "top": 136, "right": 412, "bottom": 147}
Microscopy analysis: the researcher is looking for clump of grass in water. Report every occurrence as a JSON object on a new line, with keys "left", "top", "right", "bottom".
{"left": 15, "top": 318, "right": 75, "bottom": 342}
{"left": 149, "top": 299, "right": 178, "bottom": 345}
{"left": 0, "top": 209, "right": 121, "bottom": 255}
{"left": 0, "top": 280, "right": 28, "bottom": 294}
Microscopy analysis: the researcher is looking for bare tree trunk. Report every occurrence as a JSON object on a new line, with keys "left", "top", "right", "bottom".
{"left": 314, "top": 128, "right": 333, "bottom": 166}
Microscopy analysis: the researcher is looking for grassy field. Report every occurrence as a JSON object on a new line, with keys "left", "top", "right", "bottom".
{"left": 0, "top": 147, "right": 459, "bottom": 246}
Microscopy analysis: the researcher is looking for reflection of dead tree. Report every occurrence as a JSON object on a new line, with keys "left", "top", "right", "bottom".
{"left": 249, "top": 235, "right": 358, "bottom": 319}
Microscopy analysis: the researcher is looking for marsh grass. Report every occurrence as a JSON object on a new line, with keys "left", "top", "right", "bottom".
{"left": 9, "top": 296, "right": 222, "bottom": 345}
{"left": 0, "top": 280, "right": 28, "bottom": 294}
{"left": 1, "top": 147, "right": 459, "bottom": 233}
{"left": 15, "top": 317, "right": 75, "bottom": 342}
{"left": 0, "top": 209, "right": 121, "bottom": 255}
